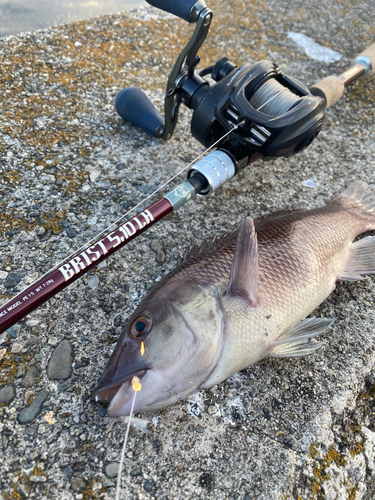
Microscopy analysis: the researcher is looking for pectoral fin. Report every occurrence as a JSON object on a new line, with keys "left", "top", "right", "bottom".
{"left": 270, "top": 317, "right": 334, "bottom": 358}
{"left": 227, "top": 217, "right": 258, "bottom": 308}
{"left": 339, "top": 236, "right": 375, "bottom": 281}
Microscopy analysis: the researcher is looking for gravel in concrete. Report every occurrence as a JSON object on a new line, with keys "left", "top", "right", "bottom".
{"left": 0, "top": 383, "right": 16, "bottom": 405}
{"left": 17, "top": 390, "right": 49, "bottom": 424}
{"left": 22, "top": 363, "right": 41, "bottom": 388}
{"left": 47, "top": 340, "right": 72, "bottom": 380}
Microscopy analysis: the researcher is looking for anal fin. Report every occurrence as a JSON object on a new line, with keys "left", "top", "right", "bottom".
{"left": 339, "top": 236, "right": 375, "bottom": 282}
{"left": 270, "top": 317, "right": 334, "bottom": 358}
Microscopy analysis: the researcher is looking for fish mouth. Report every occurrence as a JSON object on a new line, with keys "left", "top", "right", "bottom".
{"left": 105, "top": 368, "right": 175, "bottom": 417}
{"left": 92, "top": 369, "right": 148, "bottom": 403}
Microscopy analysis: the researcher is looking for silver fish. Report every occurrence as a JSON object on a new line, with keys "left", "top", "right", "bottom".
{"left": 93, "top": 181, "right": 375, "bottom": 416}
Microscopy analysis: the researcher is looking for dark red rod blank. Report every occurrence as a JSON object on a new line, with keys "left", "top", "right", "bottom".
{"left": 0, "top": 198, "right": 173, "bottom": 334}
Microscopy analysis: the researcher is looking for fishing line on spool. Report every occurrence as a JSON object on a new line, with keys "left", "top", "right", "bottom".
{"left": 250, "top": 79, "right": 302, "bottom": 115}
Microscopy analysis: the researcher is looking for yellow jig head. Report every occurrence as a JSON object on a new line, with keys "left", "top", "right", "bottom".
{"left": 132, "top": 376, "right": 141, "bottom": 392}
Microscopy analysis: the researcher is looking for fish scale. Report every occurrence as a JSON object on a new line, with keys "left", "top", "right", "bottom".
{"left": 93, "top": 181, "right": 375, "bottom": 416}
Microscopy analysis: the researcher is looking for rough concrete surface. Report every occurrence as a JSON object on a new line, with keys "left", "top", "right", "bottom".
{"left": 0, "top": 1, "right": 375, "bottom": 499}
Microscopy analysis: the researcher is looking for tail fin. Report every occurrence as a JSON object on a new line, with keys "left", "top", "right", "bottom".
{"left": 335, "top": 181, "right": 375, "bottom": 214}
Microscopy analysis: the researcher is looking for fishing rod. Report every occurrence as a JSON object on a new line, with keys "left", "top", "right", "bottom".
{"left": 0, "top": 0, "right": 374, "bottom": 334}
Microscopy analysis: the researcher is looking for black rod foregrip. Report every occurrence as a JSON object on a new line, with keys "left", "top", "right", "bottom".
{"left": 145, "top": 0, "right": 200, "bottom": 22}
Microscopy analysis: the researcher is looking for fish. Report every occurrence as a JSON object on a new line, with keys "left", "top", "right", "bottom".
{"left": 93, "top": 181, "right": 375, "bottom": 417}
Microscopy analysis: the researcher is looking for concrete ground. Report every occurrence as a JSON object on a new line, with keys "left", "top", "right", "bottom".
{"left": 0, "top": 0, "right": 375, "bottom": 499}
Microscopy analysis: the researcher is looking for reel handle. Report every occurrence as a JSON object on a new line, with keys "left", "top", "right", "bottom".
{"left": 145, "top": 0, "right": 204, "bottom": 23}
{"left": 115, "top": 87, "right": 163, "bottom": 138}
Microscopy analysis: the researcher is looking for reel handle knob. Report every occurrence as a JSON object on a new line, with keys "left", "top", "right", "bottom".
{"left": 115, "top": 87, "right": 164, "bottom": 138}
{"left": 145, "top": 0, "right": 203, "bottom": 22}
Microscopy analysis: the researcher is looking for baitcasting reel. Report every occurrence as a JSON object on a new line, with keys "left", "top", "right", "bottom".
{"left": 115, "top": 0, "right": 327, "bottom": 169}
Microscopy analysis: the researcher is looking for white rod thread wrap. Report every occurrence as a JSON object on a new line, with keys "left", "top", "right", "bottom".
{"left": 187, "top": 150, "right": 236, "bottom": 197}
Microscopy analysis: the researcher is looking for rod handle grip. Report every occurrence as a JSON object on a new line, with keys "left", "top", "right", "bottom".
{"left": 354, "top": 42, "right": 375, "bottom": 76}
{"left": 309, "top": 75, "right": 345, "bottom": 109}
{"left": 145, "top": 0, "right": 200, "bottom": 22}
{"left": 115, "top": 87, "right": 163, "bottom": 137}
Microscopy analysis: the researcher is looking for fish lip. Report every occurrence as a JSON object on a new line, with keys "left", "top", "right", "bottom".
{"left": 92, "top": 369, "right": 148, "bottom": 403}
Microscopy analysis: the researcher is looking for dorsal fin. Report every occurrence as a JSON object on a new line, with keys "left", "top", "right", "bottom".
{"left": 255, "top": 208, "right": 308, "bottom": 227}
{"left": 334, "top": 180, "right": 375, "bottom": 214}
{"left": 226, "top": 217, "right": 258, "bottom": 308}
{"left": 179, "top": 231, "right": 236, "bottom": 266}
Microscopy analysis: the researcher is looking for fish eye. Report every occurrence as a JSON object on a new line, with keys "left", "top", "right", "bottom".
{"left": 129, "top": 315, "right": 152, "bottom": 340}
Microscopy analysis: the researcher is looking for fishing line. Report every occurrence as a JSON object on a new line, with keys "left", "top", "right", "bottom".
{"left": 251, "top": 79, "right": 301, "bottom": 116}
{"left": 21, "top": 125, "right": 238, "bottom": 293}
{"left": 115, "top": 376, "right": 142, "bottom": 500}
